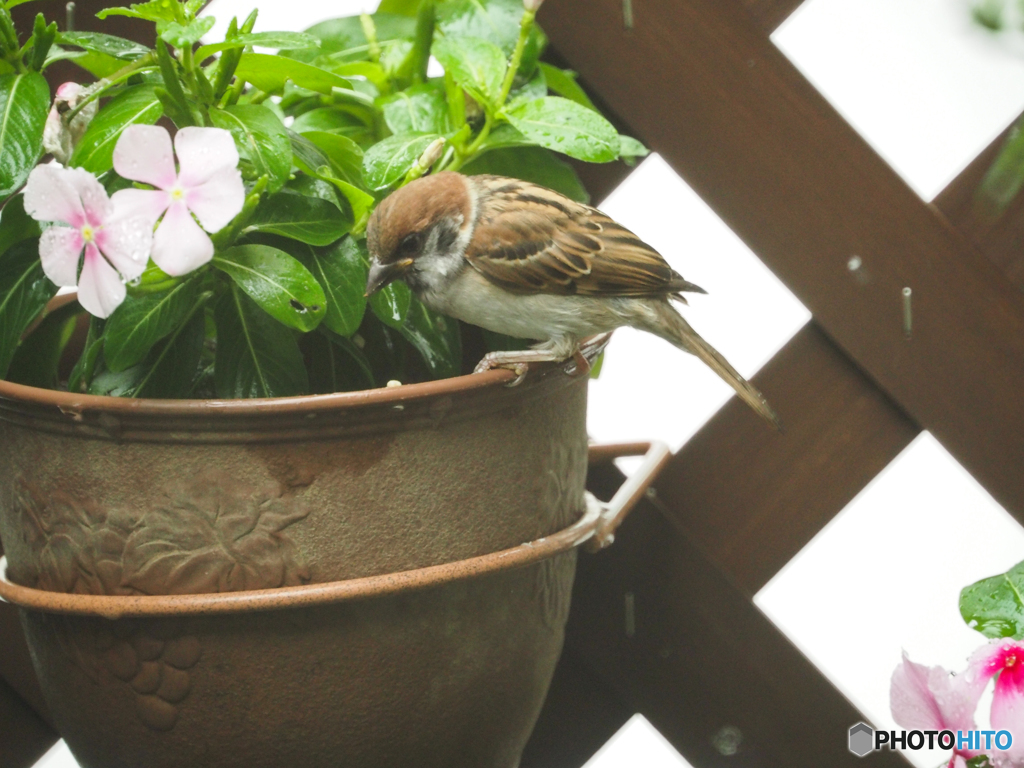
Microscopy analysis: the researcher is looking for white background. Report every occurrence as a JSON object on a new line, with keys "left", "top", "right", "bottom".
{"left": 34, "top": 0, "right": 1024, "bottom": 766}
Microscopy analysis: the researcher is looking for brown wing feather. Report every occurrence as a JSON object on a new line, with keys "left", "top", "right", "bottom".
{"left": 464, "top": 176, "right": 705, "bottom": 298}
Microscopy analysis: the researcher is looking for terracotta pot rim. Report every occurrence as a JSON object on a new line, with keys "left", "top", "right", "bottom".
{"left": 0, "top": 331, "right": 613, "bottom": 442}
{"left": 0, "top": 501, "right": 602, "bottom": 622}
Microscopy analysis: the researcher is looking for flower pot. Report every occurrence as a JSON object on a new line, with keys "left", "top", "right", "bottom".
{"left": 0, "top": 336, "right": 668, "bottom": 768}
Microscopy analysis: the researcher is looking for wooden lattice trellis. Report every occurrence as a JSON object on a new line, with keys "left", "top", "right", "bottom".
{"left": 3, "top": 0, "right": 1024, "bottom": 766}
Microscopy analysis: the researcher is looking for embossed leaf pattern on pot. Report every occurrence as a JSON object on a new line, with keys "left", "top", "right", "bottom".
{"left": 14, "top": 481, "right": 135, "bottom": 595}
{"left": 120, "top": 483, "right": 311, "bottom": 595}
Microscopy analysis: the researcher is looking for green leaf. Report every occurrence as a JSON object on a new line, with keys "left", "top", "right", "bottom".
{"left": 245, "top": 189, "right": 352, "bottom": 246}
{"left": 362, "top": 131, "right": 442, "bottom": 192}
{"left": 0, "top": 194, "right": 40, "bottom": 258}
{"left": 214, "top": 284, "right": 308, "bottom": 398}
{"left": 288, "top": 129, "right": 330, "bottom": 176}
{"left": 376, "top": 0, "right": 421, "bottom": 17}
{"left": 159, "top": 17, "right": 215, "bottom": 48}
{"left": 70, "top": 85, "right": 162, "bottom": 174}
{"left": 213, "top": 244, "right": 327, "bottom": 332}
{"left": 132, "top": 302, "right": 208, "bottom": 398}
{"left": 210, "top": 104, "right": 291, "bottom": 193}
{"left": 619, "top": 135, "right": 649, "bottom": 164}
{"left": 67, "top": 315, "right": 103, "bottom": 392}
{"left": 977, "top": 119, "right": 1024, "bottom": 216}
{"left": 321, "top": 176, "right": 375, "bottom": 232}
{"left": 195, "top": 31, "right": 319, "bottom": 61}
{"left": 398, "top": 297, "right": 461, "bottom": 380}
{"left": 234, "top": 53, "right": 351, "bottom": 95}
{"left": 0, "top": 72, "right": 48, "bottom": 199}
{"left": 97, "top": 0, "right": 179, "bottom": 23}
{"left": 507, "top": 67, "right": 547, "bottom": 107}
{"left": 303, "top": 328, "right": 375, "bottom": 393}
{"left": 370, "top": 280, "right": 411, "bottom": 329}
{"left": 302, "top": 13, "right": 417, "bottom": 58}
{"left": 463, "top": 146, "right": 589, "bottom": 202}
{"left": 293, "top": 236, "right": 368, "bottom": 337}
{"left": 477, "top": 122, "right": 531, "bottom": 152}
{"left": 538, "top": 63, "right": 596, "bottom": 111}
{"left": 960, "top": 559, "right": 1024, "bottom": 640}
{"left": 291, "top": 106, "right": 368, "bottom": 136}
{"left": 102, "top": 279, "right": 198, "bottom": 372}
{"left": 433, "top": 35, "right": 506, "bottom": 108}
{"left": 55, "top": 31, "right": 150, "bottom": 59}
{"left": 0, "top": 239, "right": 57, "bottom": 379}
{"left": 505, "top": 96, "right": 619, "bottom": 163}
{"left": 6, "top": 298, "right": 80, "bottom": 389}
{"left": 436, "top": 0, "right": 543, "bottom": 75}
{"left": 380, "top": 81, "right": 453, "bottom": 135}
{"left": 331, "top": 61, "right": 389, "bottom": 90}
{"left": 299, "top": 130, "right": 364, "bottom": 186}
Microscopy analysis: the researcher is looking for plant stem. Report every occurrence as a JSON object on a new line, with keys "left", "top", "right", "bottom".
{"left": 497, "top": 8, "right": 535, "bottom": 106}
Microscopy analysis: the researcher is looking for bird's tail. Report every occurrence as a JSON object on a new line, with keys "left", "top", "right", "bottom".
{"left": 643, "top": 302, "right": 781, "bottom": 429}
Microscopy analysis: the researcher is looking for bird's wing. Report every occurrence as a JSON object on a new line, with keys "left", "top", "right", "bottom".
{"left": 464, "top": 176, "right": 705, "bottom": 299}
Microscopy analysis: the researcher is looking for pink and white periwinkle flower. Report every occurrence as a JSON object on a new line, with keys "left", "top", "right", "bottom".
{"left": 111, "top": 124, "right": 244, "bottom": 277}
{"left": 891, "top": 651, "right": 983, "bottom": 762}
{"left": 966, "top": 640, "right": 1024, "bottom": 767}
{"left": 24, "top": 165, "right": 152, "bottom": 318}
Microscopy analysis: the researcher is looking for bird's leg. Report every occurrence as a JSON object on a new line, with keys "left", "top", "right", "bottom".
{"left": 473, "top": 349, "right": 564, "bottom": 386}
{"left": 570, "top": 348, "right": 591, "bottom": 377}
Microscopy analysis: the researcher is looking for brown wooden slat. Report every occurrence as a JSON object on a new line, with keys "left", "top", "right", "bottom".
{"left": 0, "top": 678, "right": 58, "bottom": 768}
{"left": 520, "top": 647, "right": 633, "bottom": 768}
{"left": 656, "top": 322, "right": 919, "bottom": 594}
{"left": 932, "top": 116, "right": 1024, "bottom": 291}
{"left": 740, "top": 0, "right": 806, "bottom": 32}
{"left": 539, "top": 0, "right": 1024, "bottom": 523}
{"left": 569, "top": 470, "right": 911, "bottom": 767}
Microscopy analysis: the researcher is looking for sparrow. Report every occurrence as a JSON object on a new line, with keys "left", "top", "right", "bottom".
{"left": 365, "top": 172, "right": 779, "bottom": 426}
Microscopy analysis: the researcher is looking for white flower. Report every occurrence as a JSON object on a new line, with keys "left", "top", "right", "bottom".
{"left": 110, "top": 125, "right": 245, "bottom": 276}
{"left": 24, "top": 165, "right": 152, "bottom": 318}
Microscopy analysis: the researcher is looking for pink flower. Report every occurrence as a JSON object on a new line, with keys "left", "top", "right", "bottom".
{"left": 111, "top": 125, "right": 244, "bottom": 276}
{"left": 42, "top": 82, "right": 98, "bottom": 164}
{"left": 24, "top": 165, "right": 152, "bottom": 318}
{"left": 966, "top": 640, "right": 1024, "bottom": 767}
{"left": 890, "top": 651, "right": 983, "bottom": 758}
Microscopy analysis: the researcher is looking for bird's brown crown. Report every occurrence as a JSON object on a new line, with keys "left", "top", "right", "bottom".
{"left": 366, "top": 172, "right": 472, "bottom": 264}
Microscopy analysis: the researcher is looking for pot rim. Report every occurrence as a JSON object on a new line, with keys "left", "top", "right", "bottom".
{"left": 0, "top": 499, "right": 603, "bottom": 621}
{"left": 0, "top": 328, "right": 612, "bottom": 442}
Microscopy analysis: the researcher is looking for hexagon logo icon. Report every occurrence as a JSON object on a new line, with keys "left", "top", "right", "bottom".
{"left": 849, "top": 722, "right": 874, "bottom": 757}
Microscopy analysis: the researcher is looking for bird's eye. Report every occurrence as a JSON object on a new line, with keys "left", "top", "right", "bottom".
{"left": 399, "top": 232, "right": 422, "bottom": 255}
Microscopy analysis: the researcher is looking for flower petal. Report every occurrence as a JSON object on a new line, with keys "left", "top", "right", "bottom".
{"left": 23, "top": 164, "right": 85, "bottom": 227}
{"left": 38, "top": 226, "right": 83, "bottom": 286}
{"left": 63, "top": 167, "right": 112, "bottom": 228}
{"left": 77, "top": 243, "right": 125, "bottom": 318}
{"left": 95, "top": 216, "right": 152, "bottom": 281}
{"left": 890, "top": 651, "right": 981, "bottom": 735}
{"left": 151, "top": 201, "right": 213, "bottom": 276}
{"left": 174, "top": 127, "right": 239, "bottom": 188}
{"left": 42, "top": 107, "right": 72, "bottom": 164}
{"left": 113, "top": 124, "right": 177, "bottom": 190}
{"left": 185, "top": 167, "right": 244, "bottom": 233}
{"left": 110, "top": 187, "right": 170, "bottom": 227}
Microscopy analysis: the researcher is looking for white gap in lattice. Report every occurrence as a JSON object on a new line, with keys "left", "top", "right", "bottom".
{"left": 583, "top": 713, "right": 694, "bottom": 768}
{"left": 202, "top": 0, "right": 380, "bottom": 41}
{"left": 587, "top": 155, "right": 810, "bottom": 458}
{"left": 31, "top": 740, "right": 77, "bottom": 768}
{"left": 773, "top": 0, "right": 1024, "bottom": 201}
{"left": 755, "top": 432, "right": 1024, "bottom": 768}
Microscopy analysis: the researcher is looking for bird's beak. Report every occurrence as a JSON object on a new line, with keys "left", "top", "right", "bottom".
{"left": 365, "top": 257, "right": 414, "bottom": 296}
